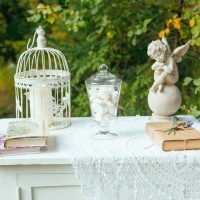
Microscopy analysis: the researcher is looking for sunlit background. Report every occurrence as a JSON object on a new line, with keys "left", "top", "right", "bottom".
{"left": 0, "top": 0, "right": 199, "bottom": 118}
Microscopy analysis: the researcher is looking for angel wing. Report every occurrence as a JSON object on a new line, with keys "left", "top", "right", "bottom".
{"left": 162, "top": 36, "right": 171, "bottom": 54}
{"left": 172, "top": 40, "right": 190, "bottom": 63}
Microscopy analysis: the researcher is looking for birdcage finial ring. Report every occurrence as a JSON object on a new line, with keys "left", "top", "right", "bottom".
{"left": 27, "top": 26, "right": 46, "bottom": 49}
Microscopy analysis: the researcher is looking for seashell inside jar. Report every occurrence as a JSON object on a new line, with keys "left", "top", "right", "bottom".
{"left": 88, "top": 86, "right": 120, "bottom": 122}
{"left": 85, "top": 64, "right": 122, "bottom": 140}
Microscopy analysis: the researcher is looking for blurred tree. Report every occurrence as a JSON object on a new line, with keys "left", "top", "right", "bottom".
{"left": 0, "top": 0, "right": 200, "bottom": 118}
{"left": 0, "top": 0, "right": 34, "bottom": 117}
{"left": 0, "top": 0, "right": 33, "bottom": 63}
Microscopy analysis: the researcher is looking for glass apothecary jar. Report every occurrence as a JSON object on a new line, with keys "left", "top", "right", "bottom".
{"left": 85, "top": 64, "right": 122, "bottom": 139}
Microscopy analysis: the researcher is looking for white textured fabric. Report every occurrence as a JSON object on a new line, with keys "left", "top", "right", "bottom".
{"left": 70, "top": 116, "right": 200, "bottom": 200}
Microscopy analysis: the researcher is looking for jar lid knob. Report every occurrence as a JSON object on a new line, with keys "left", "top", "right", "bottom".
{"left": 99, "top": 64, "right": 108, "bottom": 72}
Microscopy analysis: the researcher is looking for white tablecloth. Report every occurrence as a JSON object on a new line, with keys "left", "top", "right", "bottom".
{"left": 69, "top": 116, "right": 200, "bottom": 200}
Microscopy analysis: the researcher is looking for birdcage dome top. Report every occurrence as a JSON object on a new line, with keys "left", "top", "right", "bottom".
{"left": 15, "top": 26, "right": 70, "bottom": 88}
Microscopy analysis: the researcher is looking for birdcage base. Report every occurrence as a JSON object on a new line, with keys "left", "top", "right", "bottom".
{"left": 49, "top": 117, "right": 71, "bottom": 130}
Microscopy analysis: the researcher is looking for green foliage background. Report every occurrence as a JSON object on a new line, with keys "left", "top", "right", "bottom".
{"left": 0, "top": 0, "right": 200, "bottom": 118}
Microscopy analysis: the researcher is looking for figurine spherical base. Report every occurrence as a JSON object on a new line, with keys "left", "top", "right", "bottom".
{"left": 149, "top": 114, "right": 176, "bottom": 122}
{"left": 148, "top": 85, "right": 182, "bottom": 117}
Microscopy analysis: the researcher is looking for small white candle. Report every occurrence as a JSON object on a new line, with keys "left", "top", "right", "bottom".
{"left": 30, "top": 82, "right": 53, "bottom": 125}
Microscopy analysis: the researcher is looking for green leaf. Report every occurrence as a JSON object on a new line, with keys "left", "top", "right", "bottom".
{"left": 135, "top": 28, "right": 142, "bottom": 35}
{"left": 127, "top": 30, "right": 133, "bottom": 37}
{"left": 194, "top": 37, "right": 200, "bottom": 46}
{"left": 196, "top": 18, "right": 200, "bottom": 26}
{"left": 191, "top": 26, "right": 200, "bottom": 38}
{"left": 143, "top": 18, "right": 152, "bottom": 27}
{"left": 131, "top": 37, "right": 137, "bottom": 46}
{"left": 183, "top": 77, "right": 193, "bottom": 86}
{"left": 179, "top": 27, "right": 190, "bottom": 39}
{"left": 193, "top": 78, "right": 200, "bottom": 86}
{"left": 195, "top": 86, "right": 200, "bottom": 94}
{"left": 91, "top": 7, "right": 98, "bottom": 15}
{"left": 47, "top": 15, "right": 55, "bottom": 24}
{"left": 27, "top": 14, "right": 41, "bottom": 22}
{"left": 52, "top": 5, "right": 62, "bottom": 12}
{"left": 190, "top": 106, "right": 200, "bottom": 118}
{"left": 182, "top": 10, "right": 191, "bottom": 19}
{"left": 27, "top": 10, "right": 35, "bottom": 14}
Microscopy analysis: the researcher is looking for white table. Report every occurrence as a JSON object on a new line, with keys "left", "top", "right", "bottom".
{"left": 0, "top": 116, "right": 200, "bottom": 200}
{"left": 0, "top": 118, "right": 89, "bottom": 200}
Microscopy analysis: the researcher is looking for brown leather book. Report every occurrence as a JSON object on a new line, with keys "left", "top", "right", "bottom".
{"left": 146, "top": 122, "right": 200, "bottom": 151}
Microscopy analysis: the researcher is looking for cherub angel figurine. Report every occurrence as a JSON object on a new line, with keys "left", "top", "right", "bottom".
{"left": 147, "top": 37, "right": 190, "bottom": 93}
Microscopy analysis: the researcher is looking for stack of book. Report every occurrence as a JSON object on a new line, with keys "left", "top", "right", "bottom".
{"left": 146, "top": 122, "right": 200, "bottom": 151}
{"left": 0, "top": 120, "right": 48, "bottom": 156}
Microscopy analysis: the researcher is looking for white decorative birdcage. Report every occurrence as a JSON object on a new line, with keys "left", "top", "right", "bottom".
{"left": 15, "top": 26, "right": 71, "bottom": 129}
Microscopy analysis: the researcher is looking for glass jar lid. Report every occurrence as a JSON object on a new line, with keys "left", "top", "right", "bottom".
{"left": 85, "top": 64, "right": 122, "bottom": 86}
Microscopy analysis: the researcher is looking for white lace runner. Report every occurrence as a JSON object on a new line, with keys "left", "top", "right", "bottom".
{"left": 69, "top": 116, "right": 200, "bottom": 200}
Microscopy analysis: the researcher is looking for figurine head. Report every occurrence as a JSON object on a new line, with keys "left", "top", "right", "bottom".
{"left": 147, "top": 40, "right": 168, "bottom": 63}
